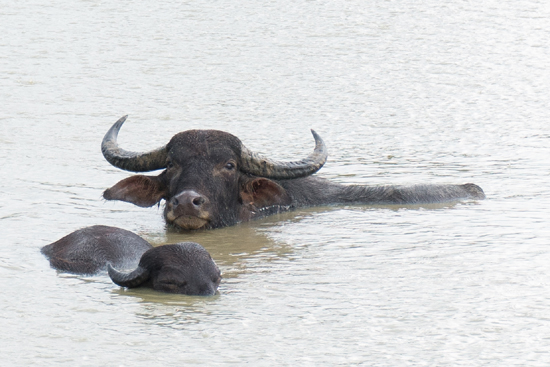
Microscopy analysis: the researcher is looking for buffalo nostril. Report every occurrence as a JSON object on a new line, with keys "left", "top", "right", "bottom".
{"left": 171, "top": 190, "right": 206, "bottom": 210}
{"left": 192, "top": 197, "right": 205, "bottom": 206}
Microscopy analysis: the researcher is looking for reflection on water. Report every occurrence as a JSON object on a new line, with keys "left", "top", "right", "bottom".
{"left": 145, "top": 214, "right": 300, "bottom": 278}
{"left": 2, "top": 0, "right": 550, "bottom": 365}
{"left": 113, "top": 287, "right": 222, "bottom": 329}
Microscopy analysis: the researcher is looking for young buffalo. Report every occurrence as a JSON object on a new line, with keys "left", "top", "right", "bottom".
{"left": 41, "top": 225, "right": 221, "bottom": 296}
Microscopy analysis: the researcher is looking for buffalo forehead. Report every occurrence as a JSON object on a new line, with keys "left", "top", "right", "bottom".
{"left": 168, "top": 130, "right": 242, "bottom": 159}
{"left": 139, "top": 243, "right": 218, "bottom": 270}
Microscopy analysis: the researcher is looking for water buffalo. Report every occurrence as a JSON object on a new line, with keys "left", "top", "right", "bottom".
{"left": 41, "top": 225, "right": 221, "bottom": 296}
{"left": 102, "top": 116, "right": 485, "bottom": 230}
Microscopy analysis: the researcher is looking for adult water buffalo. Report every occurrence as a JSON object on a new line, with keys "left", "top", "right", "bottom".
{"left": 42, "top": 225, "right": 221, "bottom": 296}
{"left": 102, "top": 116, "right": 485, "bottom": 230}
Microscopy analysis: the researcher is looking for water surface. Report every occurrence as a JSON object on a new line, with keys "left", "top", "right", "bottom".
{"left": 1, "top": 0, "right": 550, "bottom": 365}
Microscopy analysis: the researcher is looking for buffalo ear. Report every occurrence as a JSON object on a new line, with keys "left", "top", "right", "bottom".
{"left": 241, "top": 178, "right": 291, "bottom": 209}
{"left": 103, "top": 175, "right": 167, "bottom": 208}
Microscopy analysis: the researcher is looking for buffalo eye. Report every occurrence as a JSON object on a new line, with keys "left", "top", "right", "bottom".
{"left": 158, "top": 280, "right": 187, "bottom": 293}
{"left": 224, "top": 162, "right": 236, "bottom": 171}
{"left": 166, "top": 160, "right": 174, "bottom": 169}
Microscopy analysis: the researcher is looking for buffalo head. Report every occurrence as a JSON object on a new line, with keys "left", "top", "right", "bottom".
{"left": 102, "top": 116, "right": 327, "bottom": 230}
{"left": 108, "top": 242, "right": 221, "bottom": 296}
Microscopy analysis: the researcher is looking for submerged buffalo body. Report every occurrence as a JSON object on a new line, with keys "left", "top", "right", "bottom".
{"left": 42, "top": 225, "right": 221, "bottom": 296}
{"left": 102, "top": 116, "right": 485, "bottom": 230}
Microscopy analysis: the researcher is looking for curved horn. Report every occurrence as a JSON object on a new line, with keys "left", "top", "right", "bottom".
{"left": 107, "top": 263, "right": 151, "bottom": 288}
{"left": 240, "top": 129, "right": 328, "bottom": 179}
{"left": 101, "top": 115, "right": 168, "bottom": 172}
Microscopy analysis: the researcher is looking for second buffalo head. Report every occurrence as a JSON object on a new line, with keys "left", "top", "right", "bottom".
{"left": 102, "top": 116, "right": 327, "bottom": 230}
{"left": 108, "top": 242, "right": 222, "bottom": 296}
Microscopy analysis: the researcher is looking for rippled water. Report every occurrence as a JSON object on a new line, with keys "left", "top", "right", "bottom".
{"left": 2, "top": 0, "right": 550, "bottom": 365}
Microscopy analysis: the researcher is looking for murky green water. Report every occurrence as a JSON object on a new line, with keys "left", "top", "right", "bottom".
{"left": 2, "top": 0, "right": 550, "bottom": 365}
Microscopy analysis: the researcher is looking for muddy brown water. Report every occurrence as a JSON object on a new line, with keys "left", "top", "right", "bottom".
{"left": 1, "top": 0, "right": 550, "bottom": 365}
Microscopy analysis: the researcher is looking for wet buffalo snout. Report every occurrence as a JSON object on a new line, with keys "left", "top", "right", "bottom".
{"left": 170, "top": 190, "right": 208, "bottom": 214}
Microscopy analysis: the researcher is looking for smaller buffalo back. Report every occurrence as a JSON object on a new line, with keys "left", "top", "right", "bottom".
{"left": 41, "top": 225, "right": 152, "bottom": 275}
